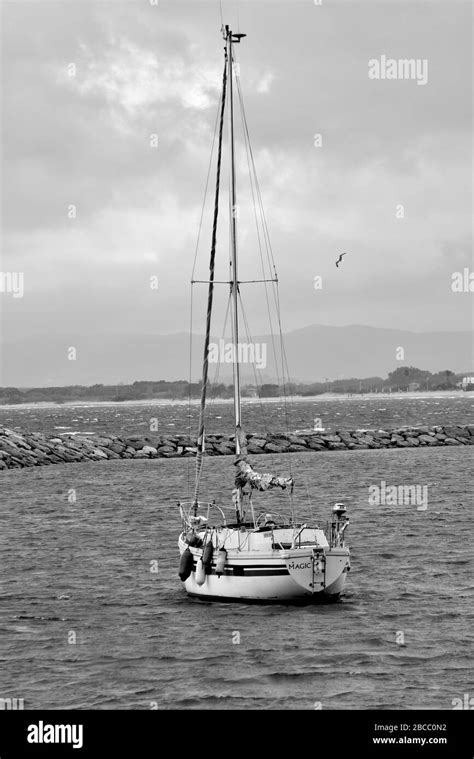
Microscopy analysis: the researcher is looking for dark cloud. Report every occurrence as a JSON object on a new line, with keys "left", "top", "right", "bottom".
{"left": 1, "top": 0, "right": 472, "bottom": 367}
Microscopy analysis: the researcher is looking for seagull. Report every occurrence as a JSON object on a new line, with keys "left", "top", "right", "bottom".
{"left": 336, "top": 252, "right": 347, "bottom": 268}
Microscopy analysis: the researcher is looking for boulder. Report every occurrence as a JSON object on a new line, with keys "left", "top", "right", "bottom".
{"left": 337, "top": 433, "right": 356, "bottom": 444}
{"left": 0, "top": 441, "right": 21, "bottom": 457}
{"left": 142, "top": 445, "right": 158, "bottom": 456}
{"left": 126, "top": 439, "right": 150, "bottom": 450}
{"left": 286, "top": 434, "right": 308, "bottom": 445}
{"left": 444, "top": 438, "right": 460, "bottom": 445}
{"left": 157, "top": 446, "right": 176, "bottom": 454}
{"left": 358, "top": 435, "right": 376, "bottom": 445}
{"left": 108, "top": 442, "right": 126, "bottom": 454}
{"left": 444, "top": 426, "right": 469, "bottom": 439}
{"left": 305, "top": 435, "right": 325, "bottom": 445}
{"left": 104, "top": 449, "right": 121, "bottom": 459}
{"left": 288, "top": 443, "right": 308, "bottom": 452}
{"left": 3, "top": 432, "right": 32, "bottom": 448}
{"left": 95, "top": 437, "right": 114, "bottom": 447}
{"left": 265, "top": 443, "right": 287, "bottom": 453}
{"left": 247, "top": 444, "right": 265, "bottom": 454}
{"left": 267, "top": 437, "right": 290, "bottom": 449}
{"left": 405, "top": 437, "right": 420, "bottom": 446}
{"left": 412, "top": 426, "right": 433, "bottom": 435}
{"left": 307, "top": 440, "right": 326, "bottom": 451}
{"left": 47, "top": 454, "right": 63, "bottom": 463}
{"left": 249, "top": 438, "right": 268, "bottom": 448}
{"left": 418, "top": 434, "right": 438, "bottom": 445}
{"left": 211, "top": 443, "right": 234, "bottom": 455}
{"left": 91, "top": 449, "right": 108, "bottom": 459}
{"left": 176, "top": 436, "right": 195, "bottom": 448}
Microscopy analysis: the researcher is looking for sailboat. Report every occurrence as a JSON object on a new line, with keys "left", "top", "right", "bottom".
{"left": 177, "top": 25, "right": 351, "bottom": 603}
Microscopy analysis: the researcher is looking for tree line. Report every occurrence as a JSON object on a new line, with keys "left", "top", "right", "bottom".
{"left": 0, "top": 367, "right": 470, "bottom": 405}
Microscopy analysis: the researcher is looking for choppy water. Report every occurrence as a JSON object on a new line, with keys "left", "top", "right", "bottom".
{"left": 0, "top": 393, "right": 473, "bottom": 439}
{"left": 1, "top": 445, "right": 473, "bottom": 709}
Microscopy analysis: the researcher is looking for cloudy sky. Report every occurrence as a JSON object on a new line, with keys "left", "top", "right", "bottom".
{"left": 1, "top": 0, "right": 472, "bottom": 375}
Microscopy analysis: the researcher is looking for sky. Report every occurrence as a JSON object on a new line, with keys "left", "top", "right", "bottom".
{"left": 0, "top": 0, "right": 472, "bottom": 365}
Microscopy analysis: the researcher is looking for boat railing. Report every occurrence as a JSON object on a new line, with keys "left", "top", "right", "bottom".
{"left": 178, "top": 500, "right": 227, "bottom": 528}
{"left": 291, "top": 523, "right": 308, "bottom": 549}
{"left": 326, "top": 516, "right": 350, "bottom": 548}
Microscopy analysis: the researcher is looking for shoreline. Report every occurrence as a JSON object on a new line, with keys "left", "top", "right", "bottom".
{"left": 0, "top": 390, "right": 471, "bottom": 412}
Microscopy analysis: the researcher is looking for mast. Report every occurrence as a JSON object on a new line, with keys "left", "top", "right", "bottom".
{"left": 225, "top": 25, "right": 246, "bottom": 521}
{"left": 226, "top": 27, "right": 246, "bottom": 442}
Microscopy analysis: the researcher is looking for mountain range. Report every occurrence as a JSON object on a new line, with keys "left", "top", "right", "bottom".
{"left": 1, "top": 324, "right": 472, "bottom": 387}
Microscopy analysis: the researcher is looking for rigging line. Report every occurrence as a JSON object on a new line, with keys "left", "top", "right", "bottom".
{"left": 238, "top": 89, "right": 282, "bottom": 347}
{"left": 235, "top": 73, "right": 278, "bottom": 275}
{"left": 235, "top": 75, "right": 283, "bottom": 357}
{"left": 238, "top": 290, "right": 283, "bottom": 476}
{"left": 248, "top": 158, "right": 294, "bottom": 436}
{"left": 235, "top": 74, "right": 285, "bottom": 401}
{"left": 236, "top": 75, "right": 292, "bottom": 440}
{"left": 194, "top": 54, "right": 228, "bottom": 504}
{"left": 187, "top": 82, "right": 222, "bottom": 498}
{"left": 207, "top": 294, "right": 232, "bottom": 413}
{"left": 191, "top": 91, "right": 222, "bottom": 284}
{"left": 187, "top": 281, "right": 194, "bottom": 496}
{"left": 233, "top": 65, "right": 293, "bottom": 475}
{"left": 218, "top": 0, "right": 224, "bottom": 26}
{"left": 273, "top": 281, "right": 298, "bottom": 430}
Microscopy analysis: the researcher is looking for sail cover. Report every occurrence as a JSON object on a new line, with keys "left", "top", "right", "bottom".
{"left": 234, "top": 458, "right": 294, "bottom": 492}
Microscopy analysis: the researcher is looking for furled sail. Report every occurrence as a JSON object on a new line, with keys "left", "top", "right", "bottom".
{"left": 234, "top": 458, "right": 294, "bottom": 492}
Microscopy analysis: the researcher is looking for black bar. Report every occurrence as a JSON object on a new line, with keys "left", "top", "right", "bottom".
{"left": 0, "top": 709, "right": 472, "bottom": 757}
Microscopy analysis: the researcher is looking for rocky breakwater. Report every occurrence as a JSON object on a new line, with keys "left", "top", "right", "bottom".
{"left": 0, "top": 425, "right": 473, "bottom": 470}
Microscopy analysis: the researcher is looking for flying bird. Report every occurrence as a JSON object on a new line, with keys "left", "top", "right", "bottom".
{"left": 335, "top": 252, "right": 347, "bottom": 268}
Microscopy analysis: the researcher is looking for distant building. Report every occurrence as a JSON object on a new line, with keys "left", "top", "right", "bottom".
{"left": 408, "top": 382, "right": 420, "bottom": 391}
{"left": 462, "top": 376, "right": 474, "bottom": 390}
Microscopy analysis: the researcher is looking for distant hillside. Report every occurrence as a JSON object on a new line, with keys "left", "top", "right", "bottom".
{"left": 1, "top": 325, "right": 472, "bottom": 387}
{"left": 0, "top": 366, "right": 468, "bottom": 405}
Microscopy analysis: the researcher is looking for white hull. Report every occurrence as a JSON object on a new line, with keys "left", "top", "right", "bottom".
{"left": 178, "top": 533, "right": 350, "bottom": 603}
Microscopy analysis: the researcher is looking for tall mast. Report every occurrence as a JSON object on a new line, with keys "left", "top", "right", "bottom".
{"left": 225, "top": 25, "right": 246, "bottom": 462}
{"left": 193, "top": 47, "right": 228, "bottom": 506}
